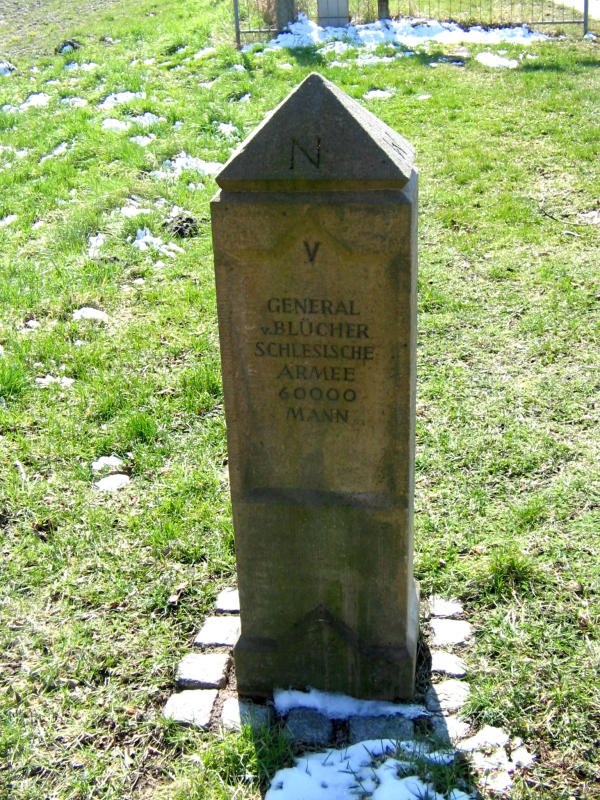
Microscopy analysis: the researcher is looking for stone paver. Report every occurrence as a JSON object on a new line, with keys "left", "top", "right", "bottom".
{"left": 430, "top": 714, "right": 470, "bottom": 743}
{"left": 215, "top": 587, "right": 240, "bottom": 613}
{"left": 430, "top": 618, "right": 473, "bottom": 647}
{"left": 429, "top": 596, "right": 464, "bottom": 618}
{"left": 425, "top": 679, "right": 470, "bottom": 714}
{"left": 221, "top": 696, "right": 273, "bottom": 732}
{"left": 284, "top": 708, "right": 333, "bottom": 746}
{"left": 193, "top": 615, "right": 241, "bottom": 647}
{"left": 176, "top": 652, "right": 230, "bottom": 689}
{"left": 163, "top": 689, "right": 217, "bottom": 729}
{"left": 348, "top": 714, "right": 414, "bottom": 744}
{"left": 431, "top": 650, "right": 467, "bottom": 677}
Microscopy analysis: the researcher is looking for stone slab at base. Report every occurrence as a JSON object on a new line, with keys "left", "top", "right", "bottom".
{"left": 284, "top": 708, "right": 334, "bottom": 746}
{"left": 348, "top": 714, "right": 414, "bottom": 744}
{"left": 176, "top": 652, "right": 230, "bottom": 689}
{"left": 163, "top": 689, "right": 218, "bottom": 729}
{"left": 193, "top": 615, "right": 241, "bottom": 647}
{"left": 221, "top": 697, "right": 273, "bottom": 732}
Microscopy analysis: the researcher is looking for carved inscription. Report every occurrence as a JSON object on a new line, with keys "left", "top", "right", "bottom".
{"left": 290, "top": 137, "right": 321, "bottom": 170}
{"left": 253, "top": 249, "right": 375, "bottom": 423}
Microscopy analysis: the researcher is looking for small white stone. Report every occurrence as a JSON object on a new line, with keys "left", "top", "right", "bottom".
{"left": 91, "top": 455, "right": 124, "bottom": 472}
{"left": 215, "top": 588, "right": 240, "bottom": 613}
{"left": 176, "top": 652, "right": 230, "bottom": 689}
{"left": 94, "top": 473, "right": 130, "bottom": 491}
{"left": 431, "top": 651, "right": 466, "bottom": 677}
{"left": 425, "top": 679, "right": 470, "bottom": 713}
{"left": 194, "top": 615, "right": 240, "bottom": 647}
{"left": 429, "top": 596, "right": 464, "bottom": 617}
{"left": 431, "top": 618, "right": 473, "bottom": 646}
{"left": 163, "top": 689, "right": 217, "bottom": 728}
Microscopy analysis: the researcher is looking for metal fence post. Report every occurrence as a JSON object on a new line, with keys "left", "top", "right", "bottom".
{"left": 233, "top": 0, "right": 241, "bottom": 49}
{"left": 583, "top": 0, "right": 589, "bottom": 34}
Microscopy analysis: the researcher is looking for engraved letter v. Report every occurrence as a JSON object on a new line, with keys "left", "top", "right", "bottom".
{"left": 304, "top": 241, "right": 320, "bottom": 263}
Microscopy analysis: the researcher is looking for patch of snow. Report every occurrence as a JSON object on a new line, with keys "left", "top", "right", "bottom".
{"left": 25, "top": 319, "right": 40, "bottom": 329}
{"left": 475, "top": 51, "right": 519, "bottom": 68}
{"left": 40, "top": 141, "right": 68, "bottom": 163}
{"left": 88, "top": 232, "right": 105, "bottom": 257}
{"left": 173, "top": 120, "right": 184, "bottom": 129}
{"left": 1, "top": 104, "right": 18, "bottom": 113}
{"left": 458, "top": 726, "right": 510, "bottom": 752}
{"left": 20, "top": 93, "right": 51, "bottom": 110}
{"left": 132, "top": 227, "right": 184, "bottom": 258}
{"left": 193, "top": 46, "right": 216, "bottom": 59}
{"left": 274, "top": 688, "right": 428, "bottom": 720}
{"left": 251, "top": 13, "right": 547, "bottom": 51}
{"left": 187, "top": 181, "right": 204, "bottom": 191}
{"left": 61, "top": 96, "right": 88, "bottom": 108}
{"left": 130, "top": 133, "right": 156, "bottom": 146}
{"left": 0, "top": 61, "right": 16, "bottom": 77}
{"left": 265, "top": 740, "right": 443, "bottom": 800}
{"left": 363, "top": 88, "right": 393, "bottom": 100}
{"left": 0, "top": 214, "right": 17, "bottom": 228}
{"left": 131, "top": 111, "right": 165, "bottom": 126}
{"left": 430, "top": 596, "right": 464, "bottom": 618}
{"left": 231, "top": 63, "right": 245, "bottom": 72}
{"left": 143, "top": 57, "right": 156, "bottom": 65}
{"left": 91, "top": 455, "right": 124, "bottom": 472}
{"left": 239, "top": 93, "right": 251, "bottom": 103}
{"left": 35, "top": 374, "right": 74, "bottom": 388}
{"left": 584, "top": 31, "right": 597, "bottom": 40}
{"left": 99, "top": 90, "right": 146, "bottom": 110}
{"left": 46, "top": 78, "right": 60, "bottom": 85}
{"left": 72, "top": 307, "right": 109, "bottom": 322}
{"left": 152, "top": 150, "right": 222, "bottom": 179}
{"left": 94, "top": 473, "right": 130, "bottom": 491}
{"left": 217, "top": 121, "right": 236, "bottom": 138}
{"left": 198, "top": 80, "right": 215, "bottom": 89}
{"left": 278, "top": 62, "right": 293, "bottom": 69}
{"left": 119, "top": 203, "right": 153, "bottom": 217}
{"left": 101, "top": 118, "right": 131, "bottom": 131}
{"left": 65, "top": 61, "right": 98, "bottom": 71}
{"left": 416, "top": 93, "right": 432, "bottom": 100}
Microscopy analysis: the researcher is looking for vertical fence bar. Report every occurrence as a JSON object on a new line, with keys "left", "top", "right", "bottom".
{"left": 583, "top": 0, "right": 589, "bottom": 33}
{"left": 233, "top": 0, "right": 241, "bottom": 48}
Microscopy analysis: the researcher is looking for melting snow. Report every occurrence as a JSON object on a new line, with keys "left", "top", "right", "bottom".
{"left": 72, "top": 307, "right": 109, "bottom": 322}
{"left": 119, "top": 203, "right": 153, "bottom": 217}
{"left": 363, "top": 88, "right": 393, "bottom": 99}
{"left": 217, "top": 121, "right": 237, "bottom": 138}
{"left": 0, "top": 61, "right": 16, "bottom": 76}
{"left": 88, "top": 232, "right": 105, "bottom": 257}
{"left": 65, "top": 61, "right": 98, "bottom": 71}
{"left": 130, "top": 133, "right": 156, "bottom": 146}
{"left": 35, "top": 374, "right": 74, "bottom": 388}
{"left": 274, "top": 688, "right": 428, "bottom": 720}
{"left": 231, "top": 63, "right": 246, "bottom": 72}
{"left": 101, "top": 118, "right": 131, "bottom": 131}
{"left": 20, "top": 93, "right": 51, "bottom": 110}
{"left": 475, "top": 51, "right": 519, "bottom": 68}
{"left": 265, "top": 739, "right": 451, "bottom": 800}
{"left": 131, "top": 111, "right": 165, "bottom": 126}
{"left": 94, "top": 473, "right": 130, "bottom": 491}
{"left": 132, "top": 227, "right": 184, "bottom": 257}
{"left": 152, "top": 150, "right": 221, "bottom": 178}
{"left": 99, "top": 91, "right": 146, "bottom": 109}
{"left": 249, "top": 13, "right": 546, "bottom": 51}
{"left": 239, "top": 93, "right": 251, "bottom": 103}
{"left": 61, "top": 96, "right": 88, "bottom": 107}
{"left": 91, "top": 455, "right": 124, "bottom": 472}
{"left": 0, "top": 214, "right": 17, "bottom": 228}
{"left": 194, "top": 46, "right": 216, "bottom": 59}
{"left": 40, "top": 141, "right": 68, "bottom": 163}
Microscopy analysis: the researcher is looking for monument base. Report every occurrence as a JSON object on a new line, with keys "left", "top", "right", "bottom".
{"left": 234, "top": 575, "right": 419, "bottom": 702}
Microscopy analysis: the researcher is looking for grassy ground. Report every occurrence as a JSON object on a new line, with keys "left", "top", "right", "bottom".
{"left": 0, "top": 0, "right": 598, "bottom": 798}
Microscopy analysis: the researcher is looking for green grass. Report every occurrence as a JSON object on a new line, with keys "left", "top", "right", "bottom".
{"left": 1, "top": 0, "right": 599, "bottom": 798}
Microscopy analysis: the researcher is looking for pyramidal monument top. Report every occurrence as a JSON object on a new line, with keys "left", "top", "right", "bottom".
{"left": 216, "top": 72, "right": 415, "bottom": 192}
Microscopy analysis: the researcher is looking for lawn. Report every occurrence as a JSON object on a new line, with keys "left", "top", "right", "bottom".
{"left": 0, "top": 0, "right": 598, "bottom": 798}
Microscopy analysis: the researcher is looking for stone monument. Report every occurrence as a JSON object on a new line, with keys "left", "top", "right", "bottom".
{"left": 211, "top": 73, "right": 418, "bottom": 700}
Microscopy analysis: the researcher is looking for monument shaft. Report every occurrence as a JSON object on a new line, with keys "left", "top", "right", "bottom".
{"left": 211, "top": 74, "right": 419, "bottom": 700}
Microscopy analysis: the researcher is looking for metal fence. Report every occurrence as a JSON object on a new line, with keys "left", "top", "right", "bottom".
{"left": 233, "top": 0, "right": 594, "bottom": 46}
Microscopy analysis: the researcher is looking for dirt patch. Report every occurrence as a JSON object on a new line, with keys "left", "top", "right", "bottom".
{"left": 0, "top": 0, "right": 123, "bottom": 60}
